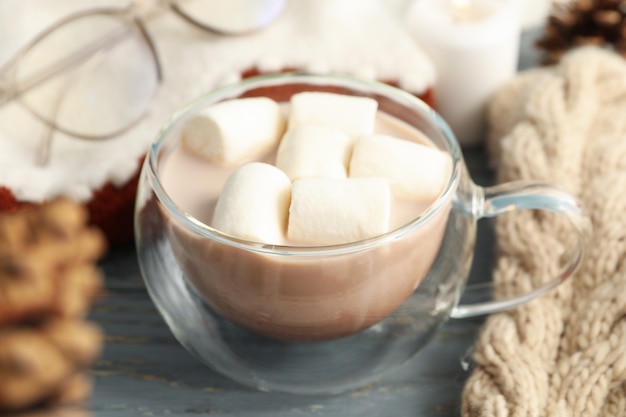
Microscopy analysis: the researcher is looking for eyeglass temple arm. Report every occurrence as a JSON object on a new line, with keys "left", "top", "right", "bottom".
{"left": 35, "top": 87, "right": 66, "bottom": 167}
{"left": 0, "top": 72, "right": 14, "bottom": 107}
{"left": 0, "top": 23, "right": 132, "bottom": 108}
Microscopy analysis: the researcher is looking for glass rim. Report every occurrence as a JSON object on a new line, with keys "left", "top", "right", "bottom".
{"left": 147, "top": 72, "right": 463, "bottom": 256}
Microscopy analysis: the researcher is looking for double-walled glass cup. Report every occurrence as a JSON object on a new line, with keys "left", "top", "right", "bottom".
{"left": 135, "top": 73, "right": 588, "bottom": 394}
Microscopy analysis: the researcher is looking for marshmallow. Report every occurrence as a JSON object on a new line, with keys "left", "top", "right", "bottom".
{"left": 275, "top": 125, "right": 352, "bottom": 181}
{"left": 350, "top": 134, "right": 451, "bottom": 201}
{"left": 182, "top": 97, "right": 286, "bottom": 165}
{"left": 288, "top": 92, "right": 378, "bottom": 138}
{"left": 288, "top": 177, "right": 391, "bottom": 245}
{"left": 212, "top": 162, "right": 291, "bottom": 243}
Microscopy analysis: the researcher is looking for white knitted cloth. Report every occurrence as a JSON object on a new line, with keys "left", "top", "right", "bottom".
{"left": 462, "top": 47, "right": 626, "bottom": 417}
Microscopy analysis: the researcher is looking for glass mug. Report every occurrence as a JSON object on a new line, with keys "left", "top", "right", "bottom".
{"left": 135, "top": 73, "right": 588, "bottom": 394}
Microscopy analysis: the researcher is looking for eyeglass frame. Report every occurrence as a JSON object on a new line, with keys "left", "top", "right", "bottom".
{"left": 0, "top": 0, "right": 272, "bottom": 165}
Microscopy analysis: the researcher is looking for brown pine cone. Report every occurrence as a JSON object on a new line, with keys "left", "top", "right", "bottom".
{"left": 0, "top": 200, "right": 106, "bottom": 413}
{"left": 0, "top": 200, "right": 106, "bottom": 326}
{"left": 536, "top": 0, "right": 626, "bottom": 64}
{"left": 0, "top": 320, "right": 102, "bottom": 411}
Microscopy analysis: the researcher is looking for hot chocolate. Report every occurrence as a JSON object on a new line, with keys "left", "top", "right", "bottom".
{"left": 158, "top": 104, "right": 452, "bottom": 341}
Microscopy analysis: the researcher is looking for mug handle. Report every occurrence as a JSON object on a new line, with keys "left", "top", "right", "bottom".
{"left": 450, "top": 180, "right": 591, "bottom": 319}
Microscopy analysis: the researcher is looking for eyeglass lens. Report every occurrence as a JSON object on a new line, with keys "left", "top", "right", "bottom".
{"left": 173, "top": 0, "right": 287, "bottom": 34}
{"left": 12, "top": 12, "right": 159, "bottom": 139}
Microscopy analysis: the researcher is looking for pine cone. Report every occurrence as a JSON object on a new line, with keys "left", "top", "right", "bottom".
{"left": 0, "top": 201, "right": 106, "bottom": 413}
{"left": 536, "top": 0, "right": 626, "bottom": 64}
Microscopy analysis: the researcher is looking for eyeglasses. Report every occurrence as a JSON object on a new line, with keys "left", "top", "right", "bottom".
{"left": 0, "top": 0, "right": 286, "bottom": 165}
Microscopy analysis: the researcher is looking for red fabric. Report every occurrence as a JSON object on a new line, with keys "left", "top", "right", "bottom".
{"left": 241, "top": 68, "right": 436, "bottom": 108}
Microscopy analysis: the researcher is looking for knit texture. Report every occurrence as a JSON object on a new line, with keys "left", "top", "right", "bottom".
{"left": 462, "top": 47, "right": 626, "bottom": 417}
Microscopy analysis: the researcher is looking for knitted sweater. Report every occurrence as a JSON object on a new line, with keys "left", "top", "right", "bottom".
{"left": 462, "top": 47, "right": 626, "bottom": 417}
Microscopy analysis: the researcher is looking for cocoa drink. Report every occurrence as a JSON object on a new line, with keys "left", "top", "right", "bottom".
{"left": 158, "top": 100, "right": 452, "bottom": 341}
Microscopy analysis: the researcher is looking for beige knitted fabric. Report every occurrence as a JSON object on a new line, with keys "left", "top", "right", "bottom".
{"left": 461, "top": 47, "right": 626, "bottom": 417}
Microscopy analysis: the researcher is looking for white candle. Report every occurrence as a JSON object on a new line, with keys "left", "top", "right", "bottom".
{"left": 407, "top": 0, "right": 520, "bottom": 147}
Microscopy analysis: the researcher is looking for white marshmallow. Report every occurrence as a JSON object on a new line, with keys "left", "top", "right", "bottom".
{"left": 288, "top": 92, "right": 378, "bottom": 138}
{"left": 288, "top": 177, "right": 391, "bottom": 245}
{"left": 275, "top": 125, "right": 352, "bottom": 181}
{"left": 350, "top": 134, "right": 451, "bottom": 201}
{"left": 212, "top": 162, "right": 291, "bottom": 244}
{"left": 182, "top": 97, "right": 286, "bottom": 165}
